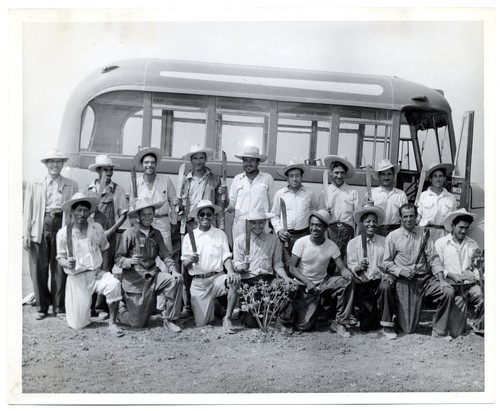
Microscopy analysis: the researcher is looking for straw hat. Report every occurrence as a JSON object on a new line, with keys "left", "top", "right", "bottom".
{"left": 234, "top": 146, "right": 268, "bottom": 162}
{"left": 128, "top": 197, "right": 164, "bottom": 218}
{"left": 190, "top": 199, "right": 222, "bottom": 219}
{"left": 443, "top": 208, "right": 478, "bottom": 232}
{"left": 353, "top": 205, "right": 386, "bottom": 226}
{"left": 323, "top": 155, "right": 355, "bottom": 179}
{"left": 133, "top": 147, "right": 163, "bottom": 169}
{"left": 246, "top": 208, "right": 274, "bottom": 221}
{"left": 88, "top": 154, "right": 118, "bottom": 172}
{"left": 425, "top": 163, "right": 455, "bottom": 180}
{"left": 373, "top": 159, "right": 401, "bottom": 180}
{"left": 277, "top": 158, "right": 310, "bottom": 178}
{"left": 62, "top": 191, "right": 100, "bottom": 213}
{"left": 182, "top": 144, "right": 214, "bottom": 161}
{"left": 310, "top": 209, "right": 331, "bottom": 227}
{"left": 40, "top": 148, "right": 68, "bottom": 164}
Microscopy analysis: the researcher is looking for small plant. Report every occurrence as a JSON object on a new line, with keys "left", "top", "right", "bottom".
{"left": 238, "top": 279, "right": 298, "bottom": 333}
{"left": 469, "top": 248, "right": 485, "bottom": 290}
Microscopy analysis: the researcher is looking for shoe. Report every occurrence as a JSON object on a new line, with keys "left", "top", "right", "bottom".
{"left": 432, "top": 331, "right": 453, "bottom": 341}
{"left": 179, "top": 307, "right": 193, "bottom": 319}
{"left": 330, "top": 321, "right": 351, "bottom": 338}
{"left": 108, "top": 323, "right": 124, "bottom": 337}
{"left": 98, "top": 311, "right": 110, "bottom": 320}
{"left": 381, "top": 327, "right": 397, "bottom": 340}
{"left": 164, "top": 319, "right": 182, "bottom": 333}
{"left": 222, "top": 318, "right": 236, "bottom": 334}
{"left": 230, "top": 308, "right": 241, "bottom": 320}
{"left": 275, "top": 322, "right": 294, "bottom": 335}
{"left": 35, "top": 312, "right": 47, "bottom": 320}
{"left": 349, "top": 315, "right": 360, "bottom": 327}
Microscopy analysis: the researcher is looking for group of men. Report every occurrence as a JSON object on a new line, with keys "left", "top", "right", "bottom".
{"left": 23, "top": 145, "right": 484, "bottom": 340}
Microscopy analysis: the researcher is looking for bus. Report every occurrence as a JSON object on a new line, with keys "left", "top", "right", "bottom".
{"left": 57, "top": 58, "right": 484, "bottom": 245}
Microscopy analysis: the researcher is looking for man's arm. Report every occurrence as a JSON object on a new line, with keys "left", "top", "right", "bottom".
{"left": 115, "top": 230, "right": 135, "bottom": 269}
{"left": 232, "top": 235, "right": 247, "bottom": 274}
{"left": 156, "top": 230, "right": 177, "bottom": 273}
{"left": 270, "top": 191, "right": 283, "bottom": 234}
{"left": 22, "top": 181, "right": 34, "bottom": 249}
{"left": 382, "top": 234, "right": 403, "bottom": 277}
{"left": 266, "top": 174, "right": 275, "bottom": 212}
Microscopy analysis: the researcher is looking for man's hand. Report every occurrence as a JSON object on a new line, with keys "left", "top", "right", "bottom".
{"left": 189, "top": 253, "right": 199, "bottom": 265}
{"left": 170, "top": 271, "right": 183, "bottom": 284}
{"left": 218, "top": 185, "right": 228, "bottom": 196}
{"left": 277, "top": 230, "right": 291, "bottom": 242}
{"left": 446, "top": 273, "right": 462, "bottom": 284}
{"left": 130, "top": 255, "right": 143, "bottom": 265}
{"left": 62, "top": 257, "right": 76, "bottom": 270}
{"left": 172, "top": 197, "right": 181, "bottom": 207}
{"left": 355, "top": 259, "right": 369, "bottom": 274}
{"left": 400, "top": 269, "right": 415, "bottom": 280}
{"left": 239, "top": 261, "right": 250, "bottom": 273}
{"left": 461, "top": 269, "right": 477, "bottom": 282}
{"left": 305, "top": 280, "right": 319, "bottom": 293}
{"left": 439, "top": 279, "right": 452, "bottom": 293}
{"left": 226, "top": 271, "right": 240, "bottom": 285}
{"left": 23, "top": 237, "right": 31, "bottom": 251}
{"left": 341, "top": 268, "right": 353, "bottom": 280}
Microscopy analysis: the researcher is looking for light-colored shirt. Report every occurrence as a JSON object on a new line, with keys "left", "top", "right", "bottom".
{"left": 271, "top": 185, "right": 317, "bottom": 233}
{"left": 88, "top": 179, "right": 128, "bottom": 222}
{"left": 292, "top": 236, "right": 341, "bottom": 286}
{"left": 365, "top": 186, "right": 408, "bottom": 225}
{"left": 181, "top": 226, "right": 232, "bottom": 276}
{"left": 228, "top": 171, "right": 275, "bottom": 219}
{"left": 233, "top": 231, "right": 284, "bottom": 279}
{"left": 346, "top": 234, "right": 386, "bottom": 282}
{"left": 56, "top": 221, "right": 109, "bottom": 275}
{"left": 434, "top": 234, "right": 480, "bottom": 283}
{"left": 383, "top": 227, "right": 443, "bottom": 277}
{"left": 184, "top": 169, "right": 211, "bottom": 216}
{"left": 318, "top": 182, "right": 359, "bottom": 227}
{"left": 44, "top": 175, "right": 64, "bottom": 212}
{"left": 417, "top": 187, "right": 457, "bottom": 227}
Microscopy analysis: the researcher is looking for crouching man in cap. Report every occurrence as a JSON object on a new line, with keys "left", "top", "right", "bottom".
{"left": 115, "top": 198, "right": 183, "bottom": 332}
{"left": 56, "top": 192, "right": 123, "bottom": 336}
{"left": 277, "top": 209, "right": 355, "bottom": 336}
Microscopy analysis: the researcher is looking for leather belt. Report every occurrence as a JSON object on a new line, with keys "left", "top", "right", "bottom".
{"left": 191, "top": 271, "right": 221, "bottom": 279}
{"left": 426, "top": 224, "right": 445, "bottom": 229}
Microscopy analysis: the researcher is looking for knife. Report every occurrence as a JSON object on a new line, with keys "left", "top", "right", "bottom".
{"left": 175, "top": 163, "right": 185, "bottom": 214}
{"left": 131, "top": 165, "right": 138, "bottom": 200}
{"left": 245, "top": 219, "right": 251, "bottom": 264}
{"left": 415, "top": 167, "right": 426, "bottom": 204}
{"left": 365, "top": 164, "right": 372, "bottom": 202}
{"left": 186, "top": 223, "right": 197, "bottom": 266}
{"left": 97, "top": 168, "right": 107, "bottom": 197}
{"left": 280, "top": 198, "right": 289, "bottom": 248}
{"left": 322, "top": 169, "right": 330, "bottom": 210}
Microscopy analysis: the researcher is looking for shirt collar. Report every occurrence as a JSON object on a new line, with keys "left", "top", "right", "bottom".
{"left": 187, "top": 168, "right": 210, "bottom": 180}
{"left": 284, "top": 185, "right": 305, "bottom": 194}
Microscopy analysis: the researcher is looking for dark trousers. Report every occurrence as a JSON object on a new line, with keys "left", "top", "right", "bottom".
{"left": 28, "top": 213, "right": 66, "bottom": 313}
{"left": 448, "top": 283, "right": 484, "bottom": 337}
{"left": 327, "top": 223, "right": 354, "bottom": 260}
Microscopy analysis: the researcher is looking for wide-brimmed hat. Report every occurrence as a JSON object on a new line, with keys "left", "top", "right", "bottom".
{"left": 324, "top": 155, "right": 355, "bottom": 179}
{"left": 353, "top": 205, "right": 386, "bottom": 226}
{"left": 190, "top": 199, "right": 222, "bottom": 219}
{"left": 443, "top": 208, "right": 478, "bottom": 232}
{"left": 310, "top": 209, "right": 331, "bottom": 227}
{"left": 62, "top": 191, "right": 100, "bottom": 213}
{"left": 40, "top": 148, "right": 69, "bottom": 164}
{"left": 246, "top": 208, "right": 274, "bottom": 221}
{"left": 182, "top": 144, "right": 214, "bottom": 161}
{"left": 128, "top": 197, "right": 164, "bottom": 218}
{"left": 426, "top": 163, "right": 455, "bottom": 180}
{"left": 373, "top": 159, "right": 401, "bottom": 180}
{"left": 88, "top": 154, "right": 118, "bottom": 172}
{"left": 277, "top": 158, "right": 310, "bottom": 178}
{"left": 133, "top": 147, "right": 163, "bottom": 169}
{"left": 234, "top": 146, "right": 268, "bottom": 162}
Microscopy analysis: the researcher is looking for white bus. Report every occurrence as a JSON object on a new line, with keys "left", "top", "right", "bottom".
{"left": 57, "top": 58, "right": 483, "bottom": 244}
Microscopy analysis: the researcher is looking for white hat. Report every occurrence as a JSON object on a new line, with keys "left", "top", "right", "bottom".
{"left": 88, "top": 154, "right": 118, "bottom": 172}
{"left": 62, "top": 191, "right": 100, "bottom": 213}
{"left": 425, "top": 163, "right": 455, "bottom": 180}
{"left": 128, "top": 197, "right": 164, "bottom": 218}
{"left": 277, "top": 158, "right": 310, "bottom": 178}
{"left": 40, "top": 148, "right": 68, "bottom": 164}
{"left": 373, "top": 159, "right": 401, "bottom": 180}
{"left": 443, "top": 208, "right": 478, "bottom": 232}
{"left": 133, "top": 147, "right": 163, "bottom": 169}
{"left": 310, "top": 209, "right": 331, "bottom": 227}
{"left": 246, "top": 208, "right": 274, "bottom": 221}
{"left": 182, "top": 144, "right": 214, "bottom": 161}
{"left": 324, "top": 155, "right": 355, "bottom": 179}
{"left": 353, "top": 205, "right": 386, "bottom": 226}
{"left": 234, "top": 146, "right": 268, "bottom": 162}
{"left": 190, "top": 199, "right": 222, "bottom": 219}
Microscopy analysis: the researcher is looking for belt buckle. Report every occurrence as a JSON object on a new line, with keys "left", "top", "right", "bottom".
{"left": 336, "top": 222, "right": 343, "bottom": 227}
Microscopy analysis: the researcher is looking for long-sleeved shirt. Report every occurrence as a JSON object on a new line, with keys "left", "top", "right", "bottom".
{"left": 181, "top": 226, "right": 232, "bottom": 276}
{"left": 346, "top": 234, "right": 386, "bottom": 282}
{"left": 383, "top": 226, "right": 443, "bottom": 277}
{"left": 365, "top": 186, "right": 407, "bottom": 225}
{"left": 24, "top": 174, "right": 78, "bottom": 243}
{"left": 417, "top": 187, "right": 457, "bottom": 227}
{"left": 87, "top": 179, "right": 128, "bottom": 222}
{"left": 115, "top": 225, "right": 176, "bottom": 293}
{"left": 434, "top": 234, "right": 480, "bottom": 283}
{"left": 318, "top": 182, "right": 359, "bottom": 228}
{"left": 270, "top": 185, "right": 317, "bottom": 233}
{"left": 228, "top": 171, "right": 275, "bottom": 219}
{"left": 233, "top": 231, "right": 284, "bottom": 279}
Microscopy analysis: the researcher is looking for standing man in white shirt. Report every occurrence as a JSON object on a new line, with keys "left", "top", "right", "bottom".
{"left": 227, "top": 146, "right": 274, "bottom": 245}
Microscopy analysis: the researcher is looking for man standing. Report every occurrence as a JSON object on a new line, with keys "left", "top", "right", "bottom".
{"left": 115, "top": 198, "right": 183, "bottom": 332}
{"left": 383, "top": 203, "right": 455, "bottom": 339}
{"left": 23, "top": 148, "right": 78, "bottom": 319}
{"left": 277, "top": 210, "right": 355, "bottom": 336}
{"left": 181, "top": 200, "right": 240, "bottom": 334}
{"left": 347, "top": 205, "right": 397, "bottom": 339}
{"left": 319, "top": 155, "right": 359, "bottom": 261}
{"left": 435, "top": 209, "right": 484, "bottom": 337}
{"left": 271, "top": 159, "right": 317, "bottom": 269}
{"left": 56, "top": 192, "right": 123, "bottom": 336}
{"left": 365, "top": 159, "right": 408, "bottom": 237}
{"left": 228, "top": 146, "right": 274, "bottom": 243}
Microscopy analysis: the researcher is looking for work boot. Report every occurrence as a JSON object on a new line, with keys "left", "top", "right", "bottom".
{"left": 381, "top": 327, "right": 397, "bottom": 340}
{"left": 330, "top": 320, "right": 351, "bottom": 338}
{"left": 163, "top": 319, "right": 182, "bottom": 333}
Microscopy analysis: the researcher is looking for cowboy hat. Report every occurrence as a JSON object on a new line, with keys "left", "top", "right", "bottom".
{"left": 353, "top": 205, "right": 386, "bottom": 226}
{"left": 277, "top": 158, "right": 310, "bottom": 179}
{"left": 373, "top": 159, "right": 401, "bottom": 180}
{"left": 443, "top": 208, "right": 478, "bottom": 232}
{"left": 425, "top": 163, "right": 455, "bottom": 180}
{"left": 182, "top": 144, "right": 214, "bottom": 161}
{"left": 133, "top": 147, "right": 163, "bottom": 169}
{"left": 128, "top": 197, "right": 164, "bottom": 218}
{"left": 40, "top": 148, "right": 69, "bottom": 164}
{"left": 246, "top": 208, "right": 275, "bottom": 221}
{"left": 310, "top": 209, "right": 331, "bottom": 227}
{"left": 234, "top": 146, "right": 268, "bottom": 162}
{"left": 190, "top": 199, "right": 222, "bottom": 219}
{"left": 88, "top": 154, "right": 118, "bottom": 172}
{"left": 62, "top": 191, "right": 100, "bottom": 213}
{"left": 323, "top": 155, "right": 355, "bottom": 179}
